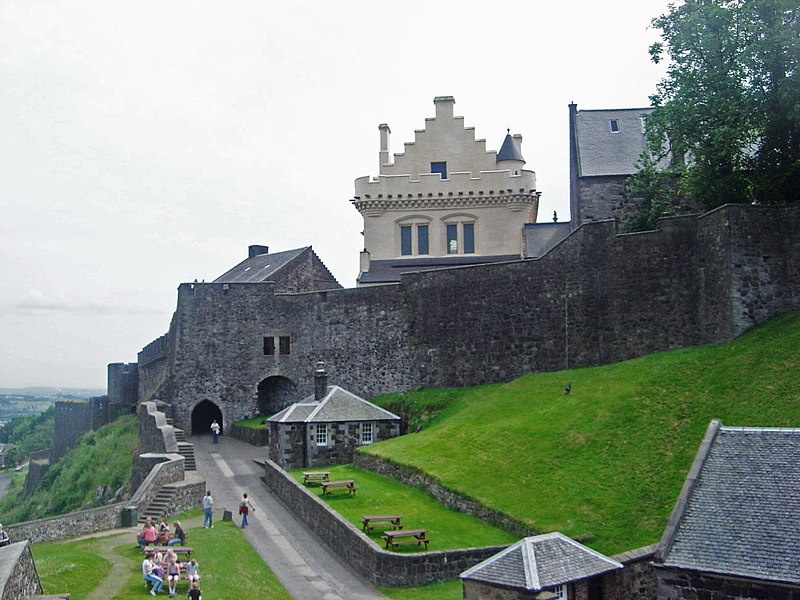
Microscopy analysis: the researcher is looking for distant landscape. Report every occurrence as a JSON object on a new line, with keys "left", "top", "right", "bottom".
{"left": 0, "top": 387, "right": 105, "bottom": 424}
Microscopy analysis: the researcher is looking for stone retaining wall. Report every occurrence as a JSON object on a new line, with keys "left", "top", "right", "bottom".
{"left": 353, "top": 453, "right": 534, "bottom": 538}
{"left": 229, "top": 424, "right": 269, "bottom": 447}
{"left": 0, "top": 542, "right": 42, "bottom": 600}
{"left": 262, "top": 458, "right": 506, "bottom": 586}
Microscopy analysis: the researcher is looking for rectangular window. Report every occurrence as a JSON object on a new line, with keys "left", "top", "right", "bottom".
{"left": 263, "top": 337, "right": 275, "bottom": 355}
{"left": 400, "top": 225, "right": 412, "bottom": 256}
{"left": 279, "top": 336, "right": 291, "bottom": 355}
{"left": 361, "top": 422, "right": 373, "bottom": 445}
{"left": 550, "top": 584, "right": 567, "bottom": 599}
{"left": 316, "top": 424, "right": 328, "bottom": 446}
{"left": 446, "top": 223, "right": 458, "bottom": 254}
{"left": 609, "top": 119, "right": 619, "bottom": 133}
{"left": 417, "top": 225, "right": 429, "bottom": 255}
{"left": 463, "top": 223, "right": 475, "bottom": 254}
{"left": 430, "top": 161, "right": 447, "bottom": 179}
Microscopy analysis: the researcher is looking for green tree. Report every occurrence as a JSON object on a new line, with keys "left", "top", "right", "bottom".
{"left": 643, "top": 0, "right": 800, "bottom": 212}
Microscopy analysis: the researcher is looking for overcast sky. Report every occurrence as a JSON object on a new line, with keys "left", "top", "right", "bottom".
{"left": 0, "top": 1, "right": 672, "bottom": 389}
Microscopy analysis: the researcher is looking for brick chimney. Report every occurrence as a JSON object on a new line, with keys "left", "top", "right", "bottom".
{"left": 248, "top": 245, "right": 269, "bottom": 258}
{"left": 314, "top": 361, "right": 328, "bottom": 401}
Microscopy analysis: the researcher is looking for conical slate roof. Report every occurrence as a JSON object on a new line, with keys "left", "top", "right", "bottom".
{"left": 461, "top": 532, "right": 621, "bottom": 591}
{"left": 497, "top": 131, "right": 524, "bottom": 162}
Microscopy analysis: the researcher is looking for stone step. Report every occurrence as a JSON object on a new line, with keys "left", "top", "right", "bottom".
{"left": 177, "top": 442, "right": 197, "bottom": 471}
{"left": 138, "top": 485, "right": 178, "bottom": 523}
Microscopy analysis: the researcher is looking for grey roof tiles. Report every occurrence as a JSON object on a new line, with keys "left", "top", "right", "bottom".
{"left": 573, "top": 108, "right": 654, "bottom": 177}
{"left": 213, "top": 247, "right": 308, "bottom": 283}
{"left": 497, "top": 132, "right": 525, "bottom": 162}
{"left": 461, "top": 532, "right": 622, "bottom": 591}
{"left": 358, "top": 254, "right": 520, "bottom": 284}
{"left": 268, "top": 386, "right": 400, "bottom": 424}
{"left": 659, "top": 423, "right": 800, "bottom": 585}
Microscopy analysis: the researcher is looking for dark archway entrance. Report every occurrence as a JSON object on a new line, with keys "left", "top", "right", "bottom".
{"left": 257, "top": 376, "right": 297, "bottom": 416}
{"left": 191, "top": 400, "right": 223, "bottom": 436}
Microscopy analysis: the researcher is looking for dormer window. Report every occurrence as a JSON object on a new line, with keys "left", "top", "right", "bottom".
{"left": 430, "top": 161, "right": 447, "bottom": 179}
{"left": 609, "top": 119, "right": 620, "bottom": 133}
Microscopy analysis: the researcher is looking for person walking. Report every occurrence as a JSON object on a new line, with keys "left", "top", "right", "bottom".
{"left": 210, "top": 419, "right": 220, "bottom": 443}
{"left": 202, "top": 490, "right": 213, "bottom": 528}
{"left": 239, "top": 492, "right": 255, "bottom": 528}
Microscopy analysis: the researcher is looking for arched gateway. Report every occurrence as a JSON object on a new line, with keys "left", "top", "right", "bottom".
{"left": 257, "top": 376, "right": 297, "bottom": 416}
{"left": 191, "top": 400, "right": 223, "bottom": 436}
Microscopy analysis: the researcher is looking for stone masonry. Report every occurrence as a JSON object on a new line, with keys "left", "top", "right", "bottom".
{"left": 138, "top": 204, "right": 800, "bottom": 434}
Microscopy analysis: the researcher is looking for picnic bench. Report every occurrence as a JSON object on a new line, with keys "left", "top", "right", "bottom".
{"left": 320, "top": 479, "right": 357, "bottom": 496}
{"left": 382, "top": 528, "right": 429, "bottom": 551}
{"left": 303, "top": 471, "right": 330, "bottom": 484}
{"left": 143, "top": 545, "right": 194, "bottom": 558}
{"left": 361, "top": 515, "right": 403, "bottom": 532}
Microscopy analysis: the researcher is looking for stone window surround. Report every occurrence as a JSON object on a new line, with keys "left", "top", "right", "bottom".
{"left": 396, "top": 215, "right": 433, "bottom": 257}
{"left": 361, "top": 422, "right": 373, "bottom": 445}
{"left": 443, "top": 214, "right": 476, "bottom": 255}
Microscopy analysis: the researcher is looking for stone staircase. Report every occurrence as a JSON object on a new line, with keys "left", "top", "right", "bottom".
{"left": 138, "top": 484, "right": 178, "bottom": 523}
{"left": 166, "top": 417, "right": 196, "bottom": 471}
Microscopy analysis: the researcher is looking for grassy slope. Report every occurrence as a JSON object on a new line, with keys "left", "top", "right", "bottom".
{"left": 366, "top": 311, "right": 800, "bottom": 555}
{"left": 0, "top": 414, "right": 137, "bottom": 523}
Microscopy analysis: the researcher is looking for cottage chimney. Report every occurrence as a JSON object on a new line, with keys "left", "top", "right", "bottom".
{"left": 248, "top": 245, "right": 269, "bottom": 258}
{"left": 314, "top": 361, "right": 328, "bottom": 401}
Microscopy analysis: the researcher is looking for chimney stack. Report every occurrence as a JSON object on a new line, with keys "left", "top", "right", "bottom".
{"left": 248, "top": 245, "right": 269, "bottom": 258}
{"left": 379, "top": 123, "right": 391, "bottom": 171}
{"left": 314, "top": 361, "right": 328, "bottom": 401}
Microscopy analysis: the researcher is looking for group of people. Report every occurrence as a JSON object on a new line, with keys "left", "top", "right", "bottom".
{"left": 137, "top": 517, "right": 186, "bottom": 548}
{"left": 138, "top": 517, "right": 198, "bottom": 597}
{"left": 141, "top": 547, "right": 201, "bottom": 598}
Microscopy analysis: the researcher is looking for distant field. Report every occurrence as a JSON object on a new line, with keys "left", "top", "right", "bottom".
{"left": 367, "top": 311, "right": 800, "bottom": 555}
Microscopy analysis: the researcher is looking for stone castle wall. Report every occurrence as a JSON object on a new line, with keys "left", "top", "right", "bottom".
{"left": 150, "top": 204, "right": 799, "bottom": 433}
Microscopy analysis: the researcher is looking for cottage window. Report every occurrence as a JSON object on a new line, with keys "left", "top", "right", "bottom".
{"left": 609, "top": 119, "right": 619, "bottom": 133}
{"left": 279, "top": 336, "right": 291, "bottom": 355}
{"left": 263, "top": 337, "right": 275, "bottom": 356}
{"left": 316, "top": 424, "right": 328, "bottom": 446}
{"left": 550, "top": 584, "right": 567, "bottom": 599}
{"left": 361, "top": 422, "right": 374, "bottom": 445}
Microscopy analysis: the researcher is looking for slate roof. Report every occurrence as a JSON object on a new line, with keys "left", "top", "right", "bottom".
{"left": 497, "top": 132, "right": 525, "bottom": 162}
{"left": 461, "top": 532, "right": 622, "bottom": 591}
{"left": 658, "top": 421, "right": 800, "bottom": 586}
{"left": 573, "top": 107, "right": 654, "bottom": 177}
{"left": 213, "top": 247, "right": 309, "bottom": 283}
{"left": 358, "top": 254, "right": 520, "bottom": 285}
{"left": 268, "top": 385, "right": 400, "bottom": 424}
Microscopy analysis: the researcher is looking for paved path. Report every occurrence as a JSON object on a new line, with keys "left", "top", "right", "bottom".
{"left": 191, "top": 433, "right": 386, "bottom": 600}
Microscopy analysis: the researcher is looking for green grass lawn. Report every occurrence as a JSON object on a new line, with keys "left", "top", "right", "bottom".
{"left": 32, "top": 510, "right": 292, "bottom": 600}
{"left": 290, "top": 465, "right": 516, "bottom": 552}
{"left": 367, "top": 311, "right": 800, "bottom": 554}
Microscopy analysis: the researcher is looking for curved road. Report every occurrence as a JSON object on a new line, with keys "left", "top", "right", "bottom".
{"left": 191, "top": 433, "right": 386, "bottom": 600}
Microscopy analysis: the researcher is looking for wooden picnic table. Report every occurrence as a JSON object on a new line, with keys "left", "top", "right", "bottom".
{"left": 303, "top": 471, "right": 330, "bottom": 484}
{"left": 361, "top": 514, "right": 403, "bottom": 532}
{"left": 382, "top": 528, "right": 429, "bottom": 551}
{"left": 143, "top": 545, "right": 194, "bottom": 558}
{"left": 320, "top": 479, "right": 357, "bottom": 496}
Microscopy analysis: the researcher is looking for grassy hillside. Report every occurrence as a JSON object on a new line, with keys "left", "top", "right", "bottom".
{"left": 367, "top": 311, "right": 800, "bottom": 555}
{"left": 0, "top": 414, "right": 137, "bottom": 523}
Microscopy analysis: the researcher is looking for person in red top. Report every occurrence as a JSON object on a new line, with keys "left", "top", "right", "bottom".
{"left": 138, "top": 519, "right": 158, "bottom": 548}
